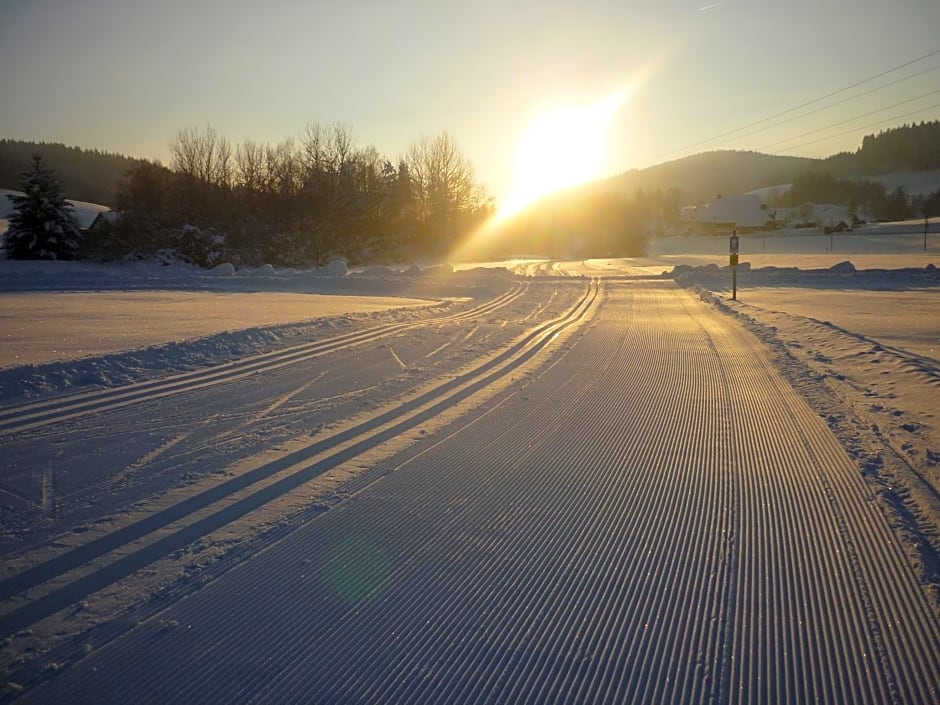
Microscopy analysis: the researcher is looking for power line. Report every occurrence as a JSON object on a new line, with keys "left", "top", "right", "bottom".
{"left": 652, "top": 48, "right": 940, "bottom": 162}
{"left": 757, "top": 88, "right": 940, "bottom": 151}
{"left": 706, "top": 63, "right": 940, "bottom": 150}
{"left": 782, "top": 102, "right": 940, "bottom": 153}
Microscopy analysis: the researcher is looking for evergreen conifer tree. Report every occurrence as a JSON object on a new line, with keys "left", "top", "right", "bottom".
{"left": 5, "top": 154, "right": 82, "bottom": 260}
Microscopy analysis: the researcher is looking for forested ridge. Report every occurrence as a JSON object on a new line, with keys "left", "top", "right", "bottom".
{"left": 823, "top": 120, "right": 940, "bottom": 175}
{"left": 0, "top": 140, "right": 144, "bottom": 206}
{"left": 603, "top": 120, "right": 940, "bottom": 205}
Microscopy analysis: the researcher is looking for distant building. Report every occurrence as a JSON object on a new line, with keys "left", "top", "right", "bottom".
{"left": 87, "top": 211, "right": 121, "bottom": 233}
{"left": 681, "top": 194, "right": 773, "bottom": 234}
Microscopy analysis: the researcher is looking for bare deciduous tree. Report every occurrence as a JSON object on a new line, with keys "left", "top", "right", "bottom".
{"left": 236, "top": 139, "right": 268, "bottom": 193}
{"left": 126, "top": 122, "right": 486, "bottom": 266}
{"left": 300, "top": 122, "right": 356, "bottom": 180}
{"left": 171, "top": 125, "right": 233, "bottom": 189}
{"left": 265, "top": 139, "right": 301, "bottom": 197}
{"left": 406, "top": 132, "right": 478, "bottom": 228}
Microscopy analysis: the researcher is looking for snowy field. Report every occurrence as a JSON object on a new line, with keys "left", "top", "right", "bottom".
{"left": 0, "top": 260, "right": 512, "bottom": 400}
{"left": 1, "top": 229, "right": 939, "bottom": 703}
{"left": 0, "top": 291, "right": 435, "bottom": 368}
{"left": 733, "top": 288, "right": 938, "bottom": 358}
{"left": 648, "top": 218, "right": 940, "bottom": 268}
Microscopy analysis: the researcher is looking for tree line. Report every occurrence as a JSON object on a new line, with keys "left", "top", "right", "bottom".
{"left": 824, "top": 120, "right": 940, "bottom": 175}
{"left": 3, "top": 124, "right": 661, "bottom": 265}
{"left": 9, "top": 119, "right": 938, "bottom": 264}
{"left": 85, "top": 123, "right": 491, "bottom": 266}
{"left": 0, "top": 139, "right": 142, "bottom": 206}
{"left": 775, "top": 171, "right": 940, "bottom": 221}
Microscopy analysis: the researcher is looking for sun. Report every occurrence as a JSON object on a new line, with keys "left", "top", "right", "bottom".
{"left": 500, "top": 90, "right": 627, "bottom": 218}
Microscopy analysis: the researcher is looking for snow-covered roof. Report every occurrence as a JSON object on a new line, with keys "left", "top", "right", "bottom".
{"left": 90, "top": 211, "right": 121, "bottom": 228}
{"left": 682, "top": 194, "right": 770, "bottom": 227}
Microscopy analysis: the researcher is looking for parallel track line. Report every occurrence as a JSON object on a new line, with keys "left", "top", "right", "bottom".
{"left": 0, "top": 284, "right": 529, "bottom": 437}
{"left": 0, "top": 282, "right": 597, "bottom": 635}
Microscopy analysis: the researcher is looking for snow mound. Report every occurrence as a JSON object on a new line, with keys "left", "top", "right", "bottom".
{"left": 319, "top": 259, "right": 348, "bottom": 276}
{"left": 210, "top": 262, "right": 236, "bottom": 276}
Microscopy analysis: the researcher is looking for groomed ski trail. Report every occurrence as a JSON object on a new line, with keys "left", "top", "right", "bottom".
{"left": 14, "top": 280, "right": 940, "bottom": 704}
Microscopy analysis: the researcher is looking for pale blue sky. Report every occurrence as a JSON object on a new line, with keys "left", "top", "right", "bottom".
{"left": 2, "top": 0, "right": 939, "bottom": 202}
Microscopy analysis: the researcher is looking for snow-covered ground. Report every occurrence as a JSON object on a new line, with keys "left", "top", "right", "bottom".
{"left": 0, "top": 259, "right": 514, "bottom": 400}
{"left": 672, "top": 257, "right": 940, "bottom": 628}
{"left": 0, "top": 291, "right": 436, "bottom": 368}
{"left": 1, "top": 231, "right": 938, "bottom": 702}
{"left": 494, "top": 243, "right": 940, "bottom": 626}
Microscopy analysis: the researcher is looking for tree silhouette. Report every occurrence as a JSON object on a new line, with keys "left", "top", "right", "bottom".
{"left": 5, "top": 154, "right": 82, "bottom": 260}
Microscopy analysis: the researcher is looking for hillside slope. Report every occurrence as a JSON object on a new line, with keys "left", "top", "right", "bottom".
{"left": 598, "top": 121, "right": 940, "bottom": 205}
{"left": 600, "top": 150, "right": 817, "bottom": 204}
{"left": 0, "top": 140, "right": 144, "bottom": 207}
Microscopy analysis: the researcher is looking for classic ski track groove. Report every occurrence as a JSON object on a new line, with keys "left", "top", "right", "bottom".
{"left": 11, "top": 281, "right": 940, "bottom": 705}
{"left": 0, "top": 283, "right": 529, "bottom": 437}
{"left": 0, "top": 280, "right": 598, "bottom": 633}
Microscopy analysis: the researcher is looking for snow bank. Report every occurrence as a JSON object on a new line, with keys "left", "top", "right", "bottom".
{"left": 0, "top": 258, "right": 513, "bottom": 297}
{"left": 670, "top": 261, "right": 940, "bottom": 291}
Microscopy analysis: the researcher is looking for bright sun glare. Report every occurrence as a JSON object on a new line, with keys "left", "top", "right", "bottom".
{"left": 501, "top": 90, "right": 627, "bottom": 218}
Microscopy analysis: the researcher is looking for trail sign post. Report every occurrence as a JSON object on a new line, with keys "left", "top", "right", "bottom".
{"left": 729, "top": 230, "right": 739, "bottom": 300}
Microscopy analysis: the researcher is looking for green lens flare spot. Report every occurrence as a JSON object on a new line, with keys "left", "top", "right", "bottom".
{"left": 324, "top": 537, "right": 391, "bottom": 604}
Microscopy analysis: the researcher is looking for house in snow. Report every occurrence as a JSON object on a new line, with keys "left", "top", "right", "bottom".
{"left": 86, "top": 210, "right": 121, "bottom": 233}
{"left": 681, "top": 194, "right": 774, "bottom": 234}
{"left": 82, "top": 211, "right": 124, "bottom": 258}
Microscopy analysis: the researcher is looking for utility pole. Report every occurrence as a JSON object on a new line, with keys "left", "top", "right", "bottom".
{"left": 730, "top": 228, "right": 739, "bottom": 301}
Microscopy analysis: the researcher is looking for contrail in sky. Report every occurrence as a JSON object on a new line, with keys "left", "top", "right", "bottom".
{"left": 699, "top": 1, "right": 725, "bottom": 11}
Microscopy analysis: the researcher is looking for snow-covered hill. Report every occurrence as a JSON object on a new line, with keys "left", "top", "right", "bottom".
{"left": 747, "top": 169, "right": 940, "bottom": 204}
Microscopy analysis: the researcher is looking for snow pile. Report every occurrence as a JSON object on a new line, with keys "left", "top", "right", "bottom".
{"left": 210, "top": 262, "right": 236, "bottom": 276}
{"left": 671, "top": 261, "right": 939, "bottom": 290}
{"left": 319, "top": 259, "right": 348, "bottom": 276}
